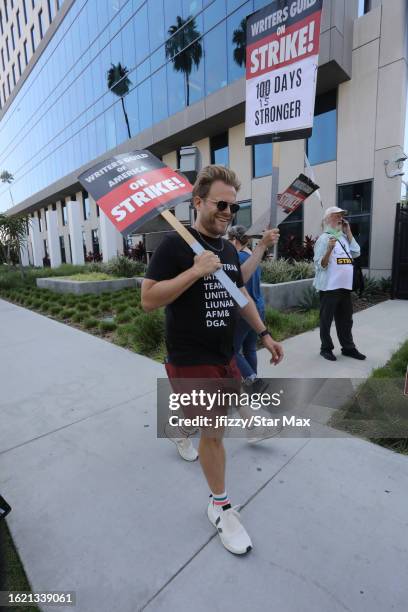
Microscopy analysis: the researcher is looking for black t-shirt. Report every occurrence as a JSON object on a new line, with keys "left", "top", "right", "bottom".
{"left": 145, "top": 228, "right": 244, "bottom": 366}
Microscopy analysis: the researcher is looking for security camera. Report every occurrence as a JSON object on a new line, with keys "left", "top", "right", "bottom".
{"left": 393, "top": 152, "right": 407, "bottom": 164}
{"left": 384, "top": 152, "right": 408, "bottom": 178}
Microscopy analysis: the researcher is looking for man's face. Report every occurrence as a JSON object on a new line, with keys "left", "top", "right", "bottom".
{"left": 194, "top": 180, "right": 237, "bottom": 236}
{"left": 326, "top": 212, "right": 343, "bottom": 229}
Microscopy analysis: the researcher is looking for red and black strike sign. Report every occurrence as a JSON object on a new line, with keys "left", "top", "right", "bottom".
{"left": 278, "top": 173, "right": 319, "bottom": 214}
{"left": 78, "top": 150, "right": 193, "bottom": 235}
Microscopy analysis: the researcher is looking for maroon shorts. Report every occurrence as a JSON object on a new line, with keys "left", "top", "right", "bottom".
{"left": 165, "top": 359, "right": 241, "bottom": 425}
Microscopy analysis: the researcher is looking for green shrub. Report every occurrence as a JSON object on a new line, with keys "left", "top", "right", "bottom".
{"left": 297, "top": 286, "right": 320, "bottom": 311}
{"left": 99, "top": 320, "right": 117, "bottom": 333}
{"left": 48, "top": 305, "right": 60, "bottom": 316}
{"left": 71, "top": 311, "right": 85, "bottom": 323}
{"left": 40, "top": 302, "right": 51, "bottom": 313}
{"left": 115, "top": 309, "right": 133, "bottom": 324}
{"left": 114, "top": 323, "right": 135, "bottom": 347}
{"left": 105, "top": 255, "right": 146, "bottom": 278}
{"left": 261, "top": 258, "right": 314, "bottom": 284}
{"left": 114, "top": 303, "right": 129, "bottom": 314}
{"left": 63, "top": 308, "right": 76, "bottom": 318}
{"left": 83, "top": 317, "right": 99, "bottom": 329}
{"left": 130, "top": 310, "right": 165, "bottom": 355}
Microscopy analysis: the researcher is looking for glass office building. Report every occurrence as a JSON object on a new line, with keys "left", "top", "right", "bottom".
{"left": 0, "top": 0, "right": 273, "bottom": 206}
{"left": 0, "top": 0, "right": 406, "bottom": 276}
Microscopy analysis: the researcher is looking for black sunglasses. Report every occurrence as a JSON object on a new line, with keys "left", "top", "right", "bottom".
{"left": 207, "top": 199, "right": 240, "bottom": 214}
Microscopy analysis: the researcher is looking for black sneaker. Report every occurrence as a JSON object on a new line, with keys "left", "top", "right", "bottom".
{"left": 320, "top": 350, "right": 337, "bottom": 361}
{"left": 341, "top": 348, "right": 366, "bottom": 360}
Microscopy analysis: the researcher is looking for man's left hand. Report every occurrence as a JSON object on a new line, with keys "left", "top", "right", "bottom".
{"left": 260, "top": 228, "right": 280, "bottom": 248}
{"left": 262, "top": 335, "right": 284, "bottom": 365}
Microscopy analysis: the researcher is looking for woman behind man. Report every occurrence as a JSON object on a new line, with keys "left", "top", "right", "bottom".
{"left": 228, "top": 225, "right": 279, "bottom": 390}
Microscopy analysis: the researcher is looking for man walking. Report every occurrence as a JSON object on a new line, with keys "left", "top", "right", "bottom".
{"left": 313, "top": 206, "right": 366, "bottom": 361}
{"left": 142, "top": 165, "right": 284, "bottom": 554}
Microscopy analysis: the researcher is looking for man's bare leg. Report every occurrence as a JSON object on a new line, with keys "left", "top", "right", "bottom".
{"left": 198, "top": 432, "right": 225, "bottom": 495}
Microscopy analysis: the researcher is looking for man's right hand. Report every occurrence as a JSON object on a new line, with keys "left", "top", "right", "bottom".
{"left": 327, "top": 237, "right": 336, "bottom": 252}
{"left": 192, "top": 251, "right": 223, "bottom": 278}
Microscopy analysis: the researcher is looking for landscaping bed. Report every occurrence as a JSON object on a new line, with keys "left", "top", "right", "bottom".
{"left": 329, "top": 340, "right": 408, "bottom": 455}
{"left": 0, "top": 521, "right": 40, "bottom": 612}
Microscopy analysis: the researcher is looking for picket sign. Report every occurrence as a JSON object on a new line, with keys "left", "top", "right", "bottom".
{"left": 161, "top": 210, "right": 248, "bottom": 308}
{"left": 244, "top": 0, "right": 323, "bottom": 256}
{"left": 78, "top": 150, "right": 248, "bottom": 309}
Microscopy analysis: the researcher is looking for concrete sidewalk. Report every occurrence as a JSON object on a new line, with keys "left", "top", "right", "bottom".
{"left": 1, "top": 298, "right": 408, "bottom": 612}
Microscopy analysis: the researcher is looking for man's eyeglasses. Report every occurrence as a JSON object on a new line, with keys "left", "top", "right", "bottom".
{"left": 206, "top": 199, "right": 240, "bottom": 214}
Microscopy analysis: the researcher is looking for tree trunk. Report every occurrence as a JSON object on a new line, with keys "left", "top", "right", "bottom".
{"left": 186, "top": 72, "right": 190, "bottom": 107}
{"left": 121, "top": 97, "right": 131, "bottom": 139}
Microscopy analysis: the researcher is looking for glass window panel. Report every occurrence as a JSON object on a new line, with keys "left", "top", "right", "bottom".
{"left": 253, "top": 142, "right": 272, "bottom": 177}
{"left": 121, "top": 20, "right": 135, "bottom": 71}
{"left": 254, "top": 0, "right": 270, "bottom": 9}
{"left": 86, "top": 0, "right": 99, "bottom": 42}
{"left": 167, "top": 59, "right": 185, "bottom": 115}
{"left": 134, "top": 4, "right": 149, "bottom": 64}
{"left": 307, "top": 109, "right": 337, "bottom": 165}
{"left": 137, "top": 57, "right": 150, "bottom": 83}
{"left": 204, "top": 0, "right": 225, "bottom": 32}
{"left": 109, "top": 31, "right": 122, "bottom": 65}
{"left": 183, "top": 0, "right": 202, "bottom": 19}
{"left": 148, "top": 0, "right": 165, "bottom": 51}
{"left": 114, "top": 97, "right": 129, "bottom": 143}
{"left": 164, "top": 0, "right": 183, "bottom": 37}
{"left": 210, "top": 132, "right": 229, "bottom": 166}
{"left": 125, "top": 86, "right": 139, "bottom": 135}
{"left": 188, "top": 36, "right": 204, "bottom": 104}
{"left": 338, "top": 181, "right": 372, "bottom": 215}
{"left": 227, "top": 0, "right": 250, "bottom": 13}
{"left": 235, "top": 201, "right": 252, "bottom": 228}
{"left": 138, "top": 78, "right": 153, "bottom": 131}
{"left": 227, "top": 1, "right": 250, "bottom": 84}
{"left": 95, "top": 113, "right": 107, "bottom": 155}
{"left": 150, "top": 45, "right": 166, "bottom": 72}
{"left": 120, "top": 0, "right": 132, "bottom": 27}
{"left": 151, "top": 66, "right": 168, "bottom": 123}
{"left": 205, "top": 21, "right": 227, "bottom": 96}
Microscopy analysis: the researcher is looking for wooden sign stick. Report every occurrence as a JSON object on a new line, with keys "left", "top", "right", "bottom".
{"left": 160, "top": 209, "right": 248, "bottom": 308}
{"left": 269, "top": 142, "right": 281, "bottom": 260}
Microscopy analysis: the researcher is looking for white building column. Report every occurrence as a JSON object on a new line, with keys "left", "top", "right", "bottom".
{"left": 67, "top": 200, "right": 85, "bottom": 265}
{"left": 99, "top": 210, "right": 119, "bottom": 262}
{"left": 29, "top": 216, "right": 43, "bottom": 267}
{"left": 19, "top": 236, "right": 29, "bottom": 266}
{"left": 46, "top": 209, "right": 62, "bottom": 268}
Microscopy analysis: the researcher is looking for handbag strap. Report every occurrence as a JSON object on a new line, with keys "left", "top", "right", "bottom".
{"left": 337, "top": 239, "right": 353, "bottom": 261}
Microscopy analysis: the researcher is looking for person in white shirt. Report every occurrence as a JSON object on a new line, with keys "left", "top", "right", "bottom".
{"left": 313, "top": 206, "right": 366, "bottom": 361}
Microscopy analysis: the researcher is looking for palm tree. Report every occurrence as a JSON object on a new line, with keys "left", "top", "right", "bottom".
{"left": 0, "top": 212, "right": 30, "bottom": 275}
{"left": 0, "top": 170, "right": 15, "bottom": 206}
{"left": 107, "top": 62, "right": 132, "bottom": 139}
{"left": 165, "top": 16, "right": 202, "bottom": 107}
{"left": 232, "top": 18, "right": 247, "bottom": 68}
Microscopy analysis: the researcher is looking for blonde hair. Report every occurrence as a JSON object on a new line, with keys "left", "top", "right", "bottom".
{"left": 192, "top": 165, "right": 241, "bottom": 199}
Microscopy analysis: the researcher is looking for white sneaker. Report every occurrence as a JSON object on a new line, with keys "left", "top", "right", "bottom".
{"left": 164, "top": 422, "right": 198, "bottom": 462}
{"left": 207, "top": 500, "right": 252, "bottom": 555}
{"left": 246, "top": 421, "right": 283, "bottom": 444}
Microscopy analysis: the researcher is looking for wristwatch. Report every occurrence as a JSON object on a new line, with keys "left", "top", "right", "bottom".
{"left": 258, "top": 329, "right": 271, "bottom": 339}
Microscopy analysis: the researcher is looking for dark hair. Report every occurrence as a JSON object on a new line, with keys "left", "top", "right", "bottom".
{"left": 192, "top": 165, "right": 241, "bottom": 200}
{"left": 228, "top": 225, "right": 249, "bottom": 245}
